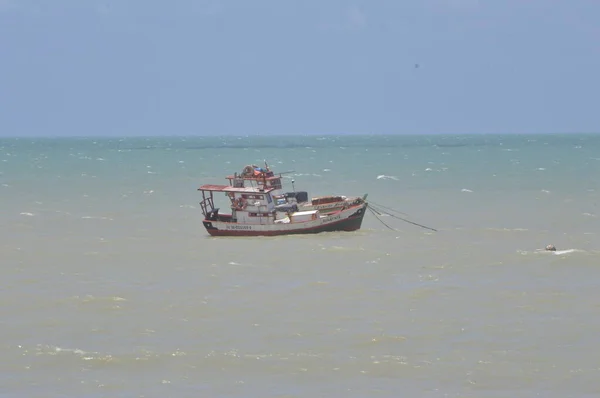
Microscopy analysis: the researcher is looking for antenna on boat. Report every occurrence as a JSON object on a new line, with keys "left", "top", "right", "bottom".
{"left": 291, "top": 179, "right": 295, "bottom": 192}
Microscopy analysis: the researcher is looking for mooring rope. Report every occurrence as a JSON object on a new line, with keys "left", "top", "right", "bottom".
{"left": 368, "top": 202, "right": 438, "bottom": 232}
{"left": 369, "top": 200, "right": 410, "bottom": 217}
{"left": 367, "top": 206, "right": 396, "bottom": 231}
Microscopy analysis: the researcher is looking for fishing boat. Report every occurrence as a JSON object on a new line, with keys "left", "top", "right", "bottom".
{"left": 198, "top": 162, "right": 368, "bottom": 236}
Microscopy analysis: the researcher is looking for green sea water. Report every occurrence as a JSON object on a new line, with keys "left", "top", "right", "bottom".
{"left": 2, "top": 133, "right": 600, "bottom": 397}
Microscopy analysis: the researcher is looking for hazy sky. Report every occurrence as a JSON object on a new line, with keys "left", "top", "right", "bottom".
{"left": 1, "top": 0, "right": 598, "bottom": 137}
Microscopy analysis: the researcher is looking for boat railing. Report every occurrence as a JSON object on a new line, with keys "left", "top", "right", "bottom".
{"left": 198, "top": 190, "right": 215, "bottom": 217}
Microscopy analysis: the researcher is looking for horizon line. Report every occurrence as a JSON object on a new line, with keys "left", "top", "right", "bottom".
{"left": 1, "top": 131, "right": 599, "bottom": 139}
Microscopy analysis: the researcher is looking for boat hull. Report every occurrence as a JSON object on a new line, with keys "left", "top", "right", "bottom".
{"left": 203, "top": 204, "right": 367, "bottom": 237}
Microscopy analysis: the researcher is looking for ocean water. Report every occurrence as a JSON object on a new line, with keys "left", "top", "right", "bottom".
{"left": 1, "top": 133, "right": 600, "bottom": 397}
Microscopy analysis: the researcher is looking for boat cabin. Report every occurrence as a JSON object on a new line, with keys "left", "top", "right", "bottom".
{"left": 198, "top": 184, "right": 279, "bottom": 224}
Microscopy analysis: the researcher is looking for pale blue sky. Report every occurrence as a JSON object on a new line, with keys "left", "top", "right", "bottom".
{"left": 1, "top": 0, "right": 598, "bottom": 137}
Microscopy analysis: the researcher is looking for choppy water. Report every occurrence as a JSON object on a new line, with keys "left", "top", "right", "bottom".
{"left": 2, "top": 134, "right": 600, "bottom": 397}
